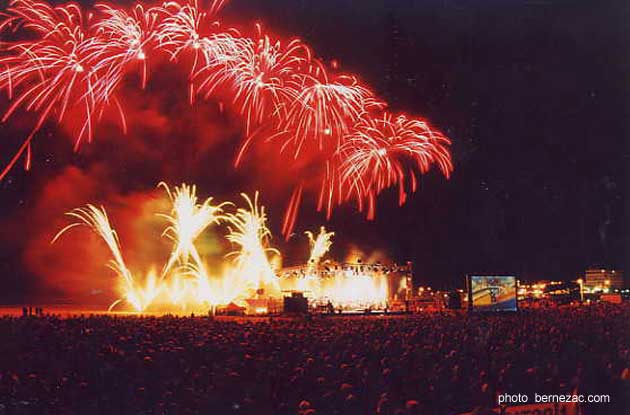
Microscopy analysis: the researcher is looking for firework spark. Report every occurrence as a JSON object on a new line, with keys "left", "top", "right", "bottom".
{"left": 93, "top": 3, "right": 160, "bottom": 90}
{"left": 51, "top": 204, "right": 158, "bottom": 311}
{"left": 338, "top": 112, "right": 453, "bottom": 219}
{"left": 2, "top": 0, "right": 453, "bottom": 240}
{"left": 156, "top": 0, "right": 223, "bottom": 65}
{"left": 284, "top": 227, "right": 392, "bottom": 309}
{"left": 198, "top": 31, "right": 311, "bottom": 139}
{"left": 0, "top": 0, "right": 100, "bottom": 178}
{"left": 277, "top": 72, "right": 385, "bottom": 158}
{"left": 225, "top": 192, "right": 280, "bottom": 293}
{"left": 53, "top": 184, "right": 407, "bottom": 312}
{"left": 158, "top": 182, "right": 230, "bottom": 279}
{"left": 305, "top": 226, "right": 334, "bottom": 268}
{"left": 52, "top": 185, "right": 284, "bottom": 311}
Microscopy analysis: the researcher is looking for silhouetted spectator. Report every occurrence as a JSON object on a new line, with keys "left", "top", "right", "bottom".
{"left": 0, "top": 303, "right": 625, "bottom": 414}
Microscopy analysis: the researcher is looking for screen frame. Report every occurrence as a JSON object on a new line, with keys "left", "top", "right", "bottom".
{"left": 466, "top": 274, "right": 519, "bottom": 312}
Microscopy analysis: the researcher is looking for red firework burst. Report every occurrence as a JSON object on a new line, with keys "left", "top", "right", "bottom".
{"left": 337, "top": 112, "right": 453, "bottom": 219}
{"left": 93, "top": 3, "right": 161, "bottom": 90}
{"left": 0, "top": 0, "right": 102, "bottom": 178}
{"left": 0, "top": 0, "right": 454, "bottom": 239}
{"left": 197, "top": 27, "right": 312, "bottom": 139}
{"left": 276, "top": 70, "right": 385, "bottom": 159}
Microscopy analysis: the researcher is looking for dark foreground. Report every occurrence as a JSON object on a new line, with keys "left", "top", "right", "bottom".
{"left": 0, "top": 305, "right": 628, "bottom": 415}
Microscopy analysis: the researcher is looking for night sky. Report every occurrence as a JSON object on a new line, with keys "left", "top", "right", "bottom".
{"left": 0, "top": 0, "right": 627, "bottom": 302}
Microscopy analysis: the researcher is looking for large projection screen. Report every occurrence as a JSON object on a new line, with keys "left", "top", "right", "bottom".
{"left": 468, "top": 275, "right": 518, "bottom": 312}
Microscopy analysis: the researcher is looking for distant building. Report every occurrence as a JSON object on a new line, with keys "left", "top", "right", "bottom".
{"left": 584, "top": 269, "right": 624, "bottom": 292}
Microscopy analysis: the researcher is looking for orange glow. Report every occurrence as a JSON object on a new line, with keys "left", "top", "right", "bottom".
{"left": 52, "top": 183, "right": 406, "bottom": 313}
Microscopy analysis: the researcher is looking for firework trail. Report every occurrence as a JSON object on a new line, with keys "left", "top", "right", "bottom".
{"left": 197, "top": 28, "right": 311, "bottom": 141}
{"left": 1, "top": 0, "right": 453, "bottom": 238}
{"left": 157, "top": 182, "right": 236, "bottom": 309}
{"left": 305, "top": 226, "right": 334, "bottom": 268}
{"left": 51, "top": 204, "right": 158, "bottom": 311}
{"left": 158, "top": 182, "right": 230, "bottom": 279}
{"left": 287, "top": 226, "right": 389, "bottom": 308}
{"left": 336, "top": 112, "right": 453, "bottom": 219}
{"left": 277, "top": 72, "right": 384, "bottom": 158}
{"left": 0, "top": 0, "right": 99, "bottom": 178}
{"left": 51, "top": 183, "right": 232, "bottom": 311}
{"left": 52, "top": 183, "right": 402, "bottom": 312}
{"left": 92, "top": 3, "right": 160, "bottom": 91}
{"left": 156, "top": 0, "right": 222, "bottom": 71}
{"left": 51, "top": 185, "right": 280, "bottom": 311}
{"left": 225, "top": 192, "right": 280, "bottom": 293}
{"left": 157, "top": 0, "right": 240, "bottom": 103}
{"left": 291, "top": 225, "right": 334, "bottom": 294}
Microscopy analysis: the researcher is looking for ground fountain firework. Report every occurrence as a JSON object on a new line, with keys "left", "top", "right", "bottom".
{"left": 53, "top": 183, "right": 280, "bottom": 312}
{"left": 52, "top": 183, "right": 406, "bottom": 313}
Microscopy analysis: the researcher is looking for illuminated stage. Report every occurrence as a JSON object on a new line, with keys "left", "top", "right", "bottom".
{"left": 40, "top": 186, "right": 417, "bottom": 315}
{"left": 278, "top": 261, "right": 412, "bottom": 313}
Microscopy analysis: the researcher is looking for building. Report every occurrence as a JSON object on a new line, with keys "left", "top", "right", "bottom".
{"left": 584, "top": 269, "right": 624, "bottom": 292}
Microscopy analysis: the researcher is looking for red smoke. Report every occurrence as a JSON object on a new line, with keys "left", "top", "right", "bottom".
{"left": 8, "top": 67, "right": 304, "bottom": 302}
{"left": 0, "top": 0, "right": 453, "bottom": 302}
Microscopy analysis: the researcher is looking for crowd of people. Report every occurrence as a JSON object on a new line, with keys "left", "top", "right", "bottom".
{"left": 0, "top": 304, "right": 627, "bottom": 415}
